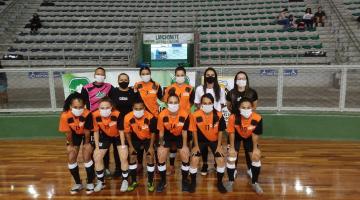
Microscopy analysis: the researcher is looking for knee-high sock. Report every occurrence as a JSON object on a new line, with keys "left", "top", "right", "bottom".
{"left": 129, "top": 162, "right": 137, "bottom": 182}
{"left": 147, "top": 164, "right": 155, "bottom": 184}
{"left": 181, "top": 162, "right": 190, "bottom": 181}
{"left": 96, "top": 169, "right": 105, "bottom": 183}
{"left": 216, "top": 166, "right": 225, "bottom": 183}
{"left": 157, "top": 162, "right": 167, "bottom": 184}
{"left": 68, "top": 163, "right": 81, "bottom": 184}
{"left": 84, "top": 160, "right": 95, "bottom": 184}
{"left": 226, "top": 162, "right": 236, "bottom": 182}
{"left": 251, "top": 161, "right": 261, "bottom": 184}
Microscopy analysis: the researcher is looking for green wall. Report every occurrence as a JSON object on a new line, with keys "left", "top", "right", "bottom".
{"left": 1, "top": 113, "right": 359, "bottom": 141}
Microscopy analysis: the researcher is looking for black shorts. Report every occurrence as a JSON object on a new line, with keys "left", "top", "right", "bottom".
{"left": 234, "top": 133, "right": 255, "bottom": 153}
{"left": 99, "top": 133, "right": 121, "bottom": 149}
{"left": 164, "top": 132, "right": 183, "bottom": 149}
{"left": 131, "top": 134, "right": 151, "bottom": 154}
{"left": 198, "top": 140, "right": 218, "bottom": 156}
{"left": 67, "top": 132, "right": 86, "bottom": 146}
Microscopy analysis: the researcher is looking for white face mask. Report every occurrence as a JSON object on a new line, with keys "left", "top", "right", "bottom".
{"left": 175, "top": 76, "right": 185, "bottom": 84}
{"left": 141, "top": 75, "right": 151, "bottom": 83}
{"left": 236, "top": 80, "right": 247, "bottom": 87}
{"left": 133, "top": 109, "right": 144, "bottom": 118}
{"left": 71, "top": 108, "right": 84, "bottom": 117}
{"left": 240, "top": 108, "right": 252, "bottom": 118}
{"left": 201, "top": 104, "right": 214, "bottom": 113}
{"left": 94, "top": 75, "right": 105, "bottom": 83}
{"left": 100, "top": 108, "right": 112, "bottom": 117}
{"left": 168, "top": 103, "right": 179, "bottom": 113}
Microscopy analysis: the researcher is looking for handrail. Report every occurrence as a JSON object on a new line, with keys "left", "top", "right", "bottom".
{"left": 325, "top": 0, "right": 360, "bottom": 55}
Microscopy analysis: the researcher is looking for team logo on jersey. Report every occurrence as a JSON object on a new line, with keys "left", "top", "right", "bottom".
{"left": 96, "top": 92, "right": 106, "bottom": 98}
{"left": 177, "top": 122, "right": 184, "bottom": 127}
{"left": 79, "top": 122, "right": 84, "bottom": 127}
{"left": 109, "top": 121, "right": 117, "bottom": 127}
{"left": 119, "top": 97, "right": 128, "bottom": 101}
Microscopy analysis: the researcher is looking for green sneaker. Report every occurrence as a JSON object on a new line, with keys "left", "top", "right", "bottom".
{"left": 127, "top": 182, "right": 138, "bottom": 192}
{"left": 147, "top": 182, "right": 155, "bottom": 192}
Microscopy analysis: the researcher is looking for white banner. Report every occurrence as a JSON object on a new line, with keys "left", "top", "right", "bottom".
{"left": 143, "top": 33, "right": 194, "bottom": 44}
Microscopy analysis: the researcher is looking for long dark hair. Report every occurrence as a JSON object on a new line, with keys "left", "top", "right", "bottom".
{"left": 139, "top": 66, "right": 155, "bottom": 84}
{"left": 167, "top": 88, "right": 180, "bottom": 102}
{"left": 305, "top": 8, "right": 312, "bottom": 14}
{"left": 233, "top": 71, "right": 250, "bottom": 92}
{"left": 203, "top": 67, "right": 220, "bottom": 102}
{"left": 63, "top": 92, "right": 85, "bottom": 111}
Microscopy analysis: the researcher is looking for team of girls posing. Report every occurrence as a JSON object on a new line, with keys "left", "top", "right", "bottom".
{"left": 59, "top": 66, "right": 263, "bottom": 195}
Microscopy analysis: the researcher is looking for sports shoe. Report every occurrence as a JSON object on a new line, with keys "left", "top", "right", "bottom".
{"left": 120, "top": 180, "right": 128, "bottom": 192}
{"left": 85, "top": 183, "right": 94, "bottom": 194}
{"left": 147, "top": 182, "right": 155, "bottom": 192}
{"left": 70, "top": 183, "right": 83, "bottom": 194}
{"left": 127, "top": 181, "right": 139, "bottom": 192}
{"left": 104, "top": 168, "right": 111, "bottom": 178}
{"left": 156, "top": 181, "right": 167, "bottom": 192}
{"left": 247, "top": 169, "right": 252, "bottom": 179}
{"left": 224, "top": 181, "right": 233, "bottom": 192}
{"left": 94, "top": 181, "right": 105, "bottom": 192}
{"left": 252, "top": 183, "right": 263, "bottom": 195}
{"left": 188, "top": 181, "right": 196, "bottom": 193}
{"left": 217, "top": 182, "right": 227, "bottom": 193}
{"left": 200, "top": 164, "right": 208, "bottom": 176}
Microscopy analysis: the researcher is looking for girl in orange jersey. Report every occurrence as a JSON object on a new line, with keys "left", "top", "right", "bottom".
{"left": 188, "top": 93, "right": 227, "bottom": 193}
{"left": 226, "top": 97, "right": 263, "bottom": 194}
{"left": 92, "top": 97, "right": 129, "bottom": 193}
{"left": 162, "top": 66, "right": 194, "bottom": 175}
{"left": 59, "top": 93, "right": 95, "bottom": 194}
{"left": 156, "top": 91, "right": 191, "bottom": 192}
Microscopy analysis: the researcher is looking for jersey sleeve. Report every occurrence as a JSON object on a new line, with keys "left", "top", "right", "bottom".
{"left": 123, "top": 115, "right": 131, "bottom": 133}
{"left": 188, "top": 114, "right": 197, "bottom": 132}
{"left": 84, "top": 113, "right": 93, "bottom": 130}
{"left": 183, "top": 116, "right": 190, "bottom": 130}
{"left": 189, "top": 89, "right": 195, "bottom": 105}
{"left": 220, "top": 88, "right": 226, "bottom": 105}
{"left": 157, "top": 114, "right": 164, "bottom": 132}
{"left": 218, "top": 115, "right": 226, "bottom": 132}
{"left": 59, "top": 113, "right": 71, "bottom": 133}
{"left": 117, "top": 114, "right": 124, "bottom": 131}
{"left": 149, "top": 117, "right": 157, "bottom": 134}
{"left": 226, "top": 115, "right": 235, "bottom": 134}
{"left": 157, "top": 84, "right": 163, "bottom": 99}
{"left": 194, "top": 86, "right": 202, "bottom": 104}
{"left": 253, "top": 119, "right": 263, "bottom": 135}
{"left": 92, "top": 114, "right": 99, "bottom": 132}
{"left": 80, "top": 87, "right": 90, "bottom": 110}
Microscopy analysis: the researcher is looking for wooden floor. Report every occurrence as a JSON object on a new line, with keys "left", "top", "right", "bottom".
{"left": 0, "top": 138, "right": 359, "bottom": 200}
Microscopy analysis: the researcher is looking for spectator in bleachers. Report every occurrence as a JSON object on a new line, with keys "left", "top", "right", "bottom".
{"left": 29, "top": 13, "right": 42, "bottom": 34}
{"left": 314, "top": 6, "right": 326, "bottom": 27}
{"left": 288, "top": 15, "right": 297, "bottom": 29}
{"left": 303, "top": 8, "right": 314, "bottom": 29}
{"left": 277, "top": 8, "right": 290, "bottom": 30}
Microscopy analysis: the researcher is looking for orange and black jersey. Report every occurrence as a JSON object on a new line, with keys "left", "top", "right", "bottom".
{"left": 92, "top": 109, "right": 122, "bottom": 137}
{"left": 134, "top": 81, "right": 163, "bottom": 117}
{"left": 163, "top": 83, "right": 195, "bottom": 112}
{"left": 59, "top": 109, "right": 93, "bottom": 135}
{"left": 157, "top": 109, "right": 190, "bottom": 137}
{"left": 227, "top": 113, "right": 263, "bottom": 139}
{"left": 189, "top": 110, "right": 226, "bottom": 142}
{"left": 122, "top": 110, "right": 157, "bottom": 140}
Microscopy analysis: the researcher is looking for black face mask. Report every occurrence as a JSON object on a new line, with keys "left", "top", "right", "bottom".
{"left": 205, "top": 76, "right": 216, "bottom": 84}
{"left": 118, "top": 82, "right": 129, "bottom": 89}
